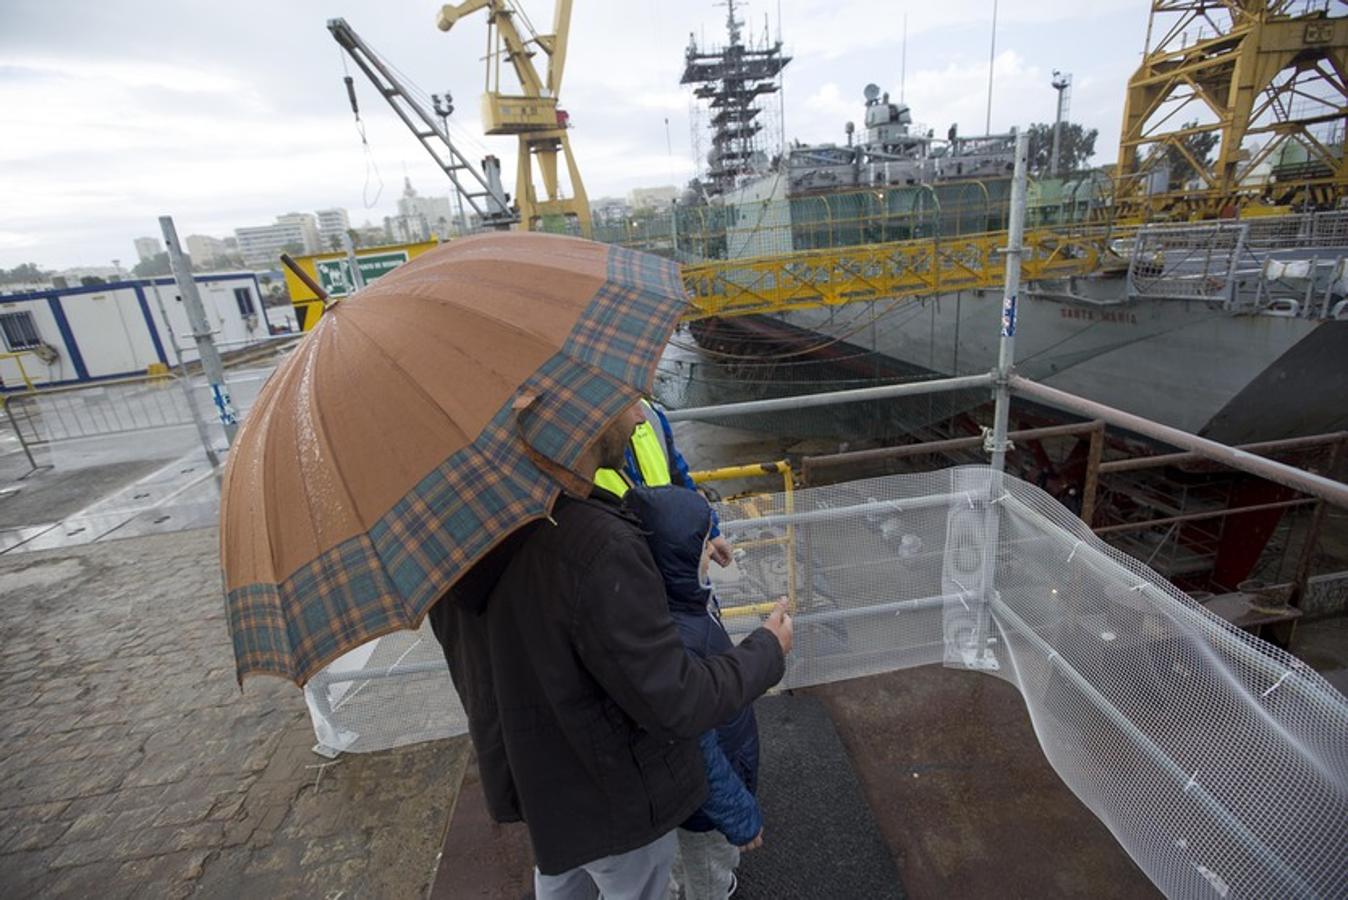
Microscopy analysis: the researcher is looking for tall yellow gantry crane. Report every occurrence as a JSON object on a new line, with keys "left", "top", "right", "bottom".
{"left": 1115, "top": 0, "right": 1348, "bottom": 220}
{"left": 437, "top": 0, "right": 591, "bottom": 237}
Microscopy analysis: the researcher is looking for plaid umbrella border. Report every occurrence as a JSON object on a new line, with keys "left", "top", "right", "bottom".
{"left": 227, "top": 244, "right": 687, "bottom": 683}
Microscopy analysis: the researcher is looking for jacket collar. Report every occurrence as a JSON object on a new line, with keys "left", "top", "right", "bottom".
{"left": 561, "top": 487, "right": 643, "bottom": 527}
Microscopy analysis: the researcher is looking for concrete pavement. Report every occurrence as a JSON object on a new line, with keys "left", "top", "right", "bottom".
{"left": 0, "top": 527, "right": 468, "bottom": 898}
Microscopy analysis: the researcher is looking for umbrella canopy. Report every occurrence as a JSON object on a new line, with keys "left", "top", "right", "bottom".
{"left": 222, "top": 233, "right": 687, "bottom": 684}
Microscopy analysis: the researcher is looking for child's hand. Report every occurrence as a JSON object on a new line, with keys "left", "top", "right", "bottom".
{"left": 764, "top": 600, "right": 793, "bottom": 655}
{"left": 708, "top": 536, "right": 733, "bottom": 567}
{"left": 739, "top": 828, "right": 764, "bottom": 852}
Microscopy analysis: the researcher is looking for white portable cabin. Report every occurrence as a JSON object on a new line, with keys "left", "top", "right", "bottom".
{"left": 0, "top": 272, "right": 271, "bottom": 389}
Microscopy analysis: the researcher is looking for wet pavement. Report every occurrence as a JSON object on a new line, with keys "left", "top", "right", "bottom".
{"left": 0, "top": 357, "right": 471, "bottom": 898}
{"left": 0, "top": 364, "right": 278, "bottom": 556}
{"left": 0, "top": 526, "right": 468, "bottom": 899}
{"left": 0, "top": 448, "right": 219, "bottom": 554}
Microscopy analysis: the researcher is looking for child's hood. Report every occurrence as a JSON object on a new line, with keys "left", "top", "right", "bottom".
{"left": 624, "top": 485, "right": 714, "bottom": 612}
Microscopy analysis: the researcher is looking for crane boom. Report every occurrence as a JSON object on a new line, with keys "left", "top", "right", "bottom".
{"left": 436, "top": 1, "right": 590, "bottom": 236}
{"left": 328, "top": 17, "right": 518, "bottom": 230}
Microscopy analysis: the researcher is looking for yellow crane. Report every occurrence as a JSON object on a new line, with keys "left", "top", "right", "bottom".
{"left": 1115, "top": 0, "right": 1348, "bottom": 220}
{"left": 437, "top": 0, "right": 591, "bottom": 237}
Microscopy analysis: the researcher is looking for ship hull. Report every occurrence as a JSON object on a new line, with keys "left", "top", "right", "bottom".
{"left": 693, "top": 285, "right": 1348, "bottom": 443}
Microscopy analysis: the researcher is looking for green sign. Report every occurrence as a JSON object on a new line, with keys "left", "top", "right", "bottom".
{"left": 314, "top": 251, "right": 410, "bottom": 296}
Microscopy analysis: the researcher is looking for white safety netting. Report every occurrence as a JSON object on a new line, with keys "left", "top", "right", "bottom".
{"left": 303, "top": 621, "right": 464, "bottom": 757}
{"left": 304, "top": 466, "right": 1348, "bottom": 899}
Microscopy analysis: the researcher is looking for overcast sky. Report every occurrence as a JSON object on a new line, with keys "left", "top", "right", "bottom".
{"left": 1, "top": 0, "right": 1149, "bottom": 269}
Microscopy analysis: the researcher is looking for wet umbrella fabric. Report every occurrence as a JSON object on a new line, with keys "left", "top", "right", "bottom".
{"left": 221, "top": 233, "right": 687, "bottom": 684}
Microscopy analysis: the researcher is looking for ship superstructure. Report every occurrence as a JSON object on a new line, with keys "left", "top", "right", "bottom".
{"left": 672, "top": 0, "right": 1348, "bottom": 445}
{"left": 785, "top": 85, "right": 1017, "bottom": 195}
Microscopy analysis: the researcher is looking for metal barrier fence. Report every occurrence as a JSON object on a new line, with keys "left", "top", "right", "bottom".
{"left": 1, "top": 354, "right": 288, "bottom": 474}
{"left": 4, "top": 375, "right": 204, "bottom": 447}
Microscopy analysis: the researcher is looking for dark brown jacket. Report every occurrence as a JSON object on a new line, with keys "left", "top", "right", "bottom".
{"left": 430, "top": 489, "right": 784, "bottom": 875}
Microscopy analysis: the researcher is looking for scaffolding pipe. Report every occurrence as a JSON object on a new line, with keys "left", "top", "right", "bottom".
{"left": 717, "top": 490, "right": 981, "bottom": 533}
{"left": 989, "top": 129, "right": 1030, "bottom": 475}
{"left": 1097, "top": 432, "right": 1348, "bottom": 474}
{"left": 1091, "top": 498, "right": 1319, "bottom": 535}
{"left": 801, "top": 420, "right": 1101, "bottom": 481}
{"left": 1011, "top": 376, "right": 1348, "bottom": 509}
{"left": 664, "top": 372, "right": 995, "bottom": 423}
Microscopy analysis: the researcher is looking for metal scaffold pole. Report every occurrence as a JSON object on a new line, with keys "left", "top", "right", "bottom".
{"left": 989, "top": 129, "right": 1029, "bottom": 475}
{"left": 968, "top": 128, "right": 1028, "bottom": 669}
{"left": 147, "top": 278, "right": 220, "bottom": 468}
{"left": 160, "top": 215, "right": 238, "bottom": 448}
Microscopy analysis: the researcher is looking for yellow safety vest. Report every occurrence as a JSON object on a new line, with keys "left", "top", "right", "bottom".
{"left": 595, "top": 403, "right": 672, "bottom": 497}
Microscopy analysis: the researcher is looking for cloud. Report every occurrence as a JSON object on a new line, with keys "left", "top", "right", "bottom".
{"left": 6, "top": 56, "right": 245, "bottom": 94}
{"left": 0, "top": 0, "right": 1149, "bottom": 268}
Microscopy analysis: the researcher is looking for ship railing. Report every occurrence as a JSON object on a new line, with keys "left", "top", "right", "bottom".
{"left": 1126, "top": 211, "right": 1348, "bottom": 314}
{"left": 595, "top": 177, "right": 1111, "bottom": 264}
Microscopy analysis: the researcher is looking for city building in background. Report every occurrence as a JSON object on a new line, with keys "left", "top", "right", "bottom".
{"left": 316, "top": 207, "right": 352, "bottom": 251}
{"left": 383, "top": 178, "right": 455, "bottom": 244}
{"left": 234, "top": 213, "right": 320, "bottom": 267}
{"left": 185, "top": 234, "right": 232, "bottom": 269}
{"left": 590, "top": 196, "right": 631, "bottom": 227}
{"left": 627, "top": 186, "right": 678, "bottom": 210}
{"left": 133, "top": 236, "right": 162, "bottom": 262}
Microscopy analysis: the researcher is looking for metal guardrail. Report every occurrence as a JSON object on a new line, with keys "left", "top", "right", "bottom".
{"left": 3, "top": 374, "right": 206, "bottom": 447}
{"left": 0, "top": 333, "right": 297, "bottom": 470}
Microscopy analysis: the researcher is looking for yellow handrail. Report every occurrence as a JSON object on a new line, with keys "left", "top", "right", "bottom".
{"left": 690, "top": 460, "right": 796, "bottom": 618}
{"left": 0, "top": 351, "right": 37, "bottom": 392}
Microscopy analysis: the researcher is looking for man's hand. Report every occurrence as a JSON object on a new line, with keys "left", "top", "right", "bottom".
{"left": 708, "top": 536, "right": 733, "bottom": 567}
{"left": 739, "top": 829, "right": 764, "bottom": 852}
{"left": 763, "top": 600, "right": 793, "bottom": 655}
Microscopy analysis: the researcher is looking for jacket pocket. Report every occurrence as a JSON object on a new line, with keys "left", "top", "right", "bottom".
{"left": 629, "top": 734, "right": 678, "bottom": 826}
{"left": 630, "top": 733, "right": 700, "bottom": 827}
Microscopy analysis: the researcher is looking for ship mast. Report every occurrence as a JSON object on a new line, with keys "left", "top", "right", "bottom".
{"left": 681, "top": 0, "right": 791, "bottom": 195}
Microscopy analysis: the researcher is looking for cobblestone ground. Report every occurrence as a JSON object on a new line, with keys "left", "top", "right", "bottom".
{"left": 0, "top": 527, "right": 469, "bottom": 898}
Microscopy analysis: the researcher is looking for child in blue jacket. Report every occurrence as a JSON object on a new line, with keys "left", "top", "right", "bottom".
{"left": 626, "top": 484, "right": 763, "bottom": 900}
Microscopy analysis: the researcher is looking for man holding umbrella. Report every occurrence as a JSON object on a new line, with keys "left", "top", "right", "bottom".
{"left": 221, "top": 234, "right": 790, "bottom": 899}
{"left": 436, "top": 407, "right": 792, "bottom": 898}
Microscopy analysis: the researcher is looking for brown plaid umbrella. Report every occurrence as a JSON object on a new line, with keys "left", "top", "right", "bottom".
{"left": 221, "top": 233, "right": 687, "bottom": 684}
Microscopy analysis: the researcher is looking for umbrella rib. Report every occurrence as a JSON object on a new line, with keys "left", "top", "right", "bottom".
{"left": 290, "top": 327, "right": 364, "bottom": 568}
{"left": 384, "top": 275, "right": 571, "bottom": 349}
{"left": 349, "top": 300, "right": 552, "bottom": 398}
{"left": 339, "top": 318, "right": 478, "bottom": 444}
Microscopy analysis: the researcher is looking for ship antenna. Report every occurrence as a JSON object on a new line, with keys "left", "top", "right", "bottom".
{"left": 900, "top": 11, "right": 908, "bottom": 103}
{"left": 985, "top": 0, "right": 998, "bottom": 134}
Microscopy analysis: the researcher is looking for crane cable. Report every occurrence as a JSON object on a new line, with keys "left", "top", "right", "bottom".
{"left": 339, "top": 49, "right": 385, "bottom": 209}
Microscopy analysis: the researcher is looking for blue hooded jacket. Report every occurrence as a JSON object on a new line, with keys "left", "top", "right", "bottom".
{"left": 625, "top": 485, "right": 762, "bottom": 845}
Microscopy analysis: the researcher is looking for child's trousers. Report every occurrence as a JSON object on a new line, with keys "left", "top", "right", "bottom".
{"left": 672, "top": 827, "right": 740, "bottom": 899}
